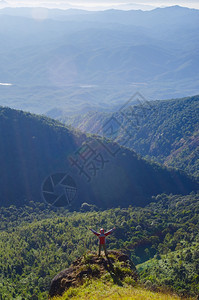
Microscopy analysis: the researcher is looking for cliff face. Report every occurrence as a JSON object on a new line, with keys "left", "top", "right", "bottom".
{"left": 49, "top": 250, "right": 138, "bottom": 298}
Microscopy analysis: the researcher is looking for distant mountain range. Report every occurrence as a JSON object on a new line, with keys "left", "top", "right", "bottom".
{"left": 54, "top": 95, "right": 199, "bottom": 178}
{"left": 0, "top": 106, "right": 198, "bottom": 208}
{"left": 0, "top": 6, "right": 199, "bottom": 115}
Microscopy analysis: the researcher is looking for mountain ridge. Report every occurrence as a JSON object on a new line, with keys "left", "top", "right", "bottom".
{"left": 58, "top": 95, "right": 199, "bottom": 178}
{"left": 0, "top": 106, "right": 198, "bottom": 208}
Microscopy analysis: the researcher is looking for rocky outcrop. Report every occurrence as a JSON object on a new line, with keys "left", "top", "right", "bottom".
{"left": 49, "top": 250, "right": 138, "bottom": 298}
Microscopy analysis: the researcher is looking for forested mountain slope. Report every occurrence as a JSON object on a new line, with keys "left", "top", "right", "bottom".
{"left": 1, "top": 106, "right": 198, "bottom": 208}
{"left": 1, "top": 193, "right": 199, "bottom": 299}
{"left": 59, "top": 95, "right": 199, "bottom": 177}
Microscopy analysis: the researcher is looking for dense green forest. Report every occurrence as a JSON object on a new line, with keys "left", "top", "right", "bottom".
{"left": 0, "top": 192, "right": 199, "bottom": 299}
{"left": 0, "top": 106, "right": 198, "bottom": 209}
{"left": 0, "top": 101, "right": 198, "bottom": 299}
{"left": 60, "top": 95, "right": 199, "bottom": 178}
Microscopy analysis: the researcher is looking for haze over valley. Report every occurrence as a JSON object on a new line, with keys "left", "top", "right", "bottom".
{"left": 0, "top": 6, "right": 199, "bottom": 115}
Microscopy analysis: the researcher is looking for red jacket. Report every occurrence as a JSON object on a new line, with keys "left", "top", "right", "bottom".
{"left": 90, "top": 228, "right": 115, "bottom": 245}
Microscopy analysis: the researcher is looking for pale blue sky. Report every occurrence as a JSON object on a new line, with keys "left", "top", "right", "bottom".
{"left": 1, "top": 0, "right": 199, "bottom": 10}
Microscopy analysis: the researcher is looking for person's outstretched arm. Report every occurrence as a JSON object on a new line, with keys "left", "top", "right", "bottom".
{"left": 105, "top": 227, "right": 116, "bottom": 236}
{"left": 90, "top": 228, "right": 100, "bottom": 236}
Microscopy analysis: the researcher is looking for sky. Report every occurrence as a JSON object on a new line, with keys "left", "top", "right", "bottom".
{"left": 0, "top": 0, "right": 199, "bottom": 10}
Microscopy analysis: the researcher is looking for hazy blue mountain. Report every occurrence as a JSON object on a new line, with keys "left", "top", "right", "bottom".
{"left": 0, "top": 106, "right": 198, "bottom": 208}
{"left": 0, "top": 6, "right": 198, "bottom": 115}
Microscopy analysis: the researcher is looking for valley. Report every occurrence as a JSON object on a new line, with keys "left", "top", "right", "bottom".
{"left": 0, "top": 5, "right": 198, "bottom": 300}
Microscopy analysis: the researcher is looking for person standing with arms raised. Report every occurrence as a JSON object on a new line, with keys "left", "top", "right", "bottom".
{"left": 90, "top": 227, "right": 116, "bottom": 257}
